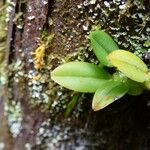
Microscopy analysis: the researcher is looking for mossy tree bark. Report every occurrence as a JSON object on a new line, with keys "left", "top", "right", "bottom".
{"left": 1, "top": 0, "right": 150, "bottom": 149}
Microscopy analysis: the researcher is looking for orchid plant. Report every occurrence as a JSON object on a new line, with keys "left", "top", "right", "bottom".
{"left": 51, "top": 30, "right": 150, "bottom": 111}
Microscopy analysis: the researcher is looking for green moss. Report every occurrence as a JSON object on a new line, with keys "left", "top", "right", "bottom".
{"left": 143, "top": 40, "right": 150, "bottom": 47}
{"left": 0, "top": 3, "right": 7, "bottom": 85}
{"left": 41, "top": 30, "right": 55, "bottom": 46}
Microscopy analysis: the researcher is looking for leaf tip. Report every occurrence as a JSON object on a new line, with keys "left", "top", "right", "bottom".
{"left": 92, "top": 100, "right": 101, "bottom": 111}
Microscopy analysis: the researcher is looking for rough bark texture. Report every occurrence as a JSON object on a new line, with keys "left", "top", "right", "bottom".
{"left": 0, "top": 0, "right": 150, "bottom": 150}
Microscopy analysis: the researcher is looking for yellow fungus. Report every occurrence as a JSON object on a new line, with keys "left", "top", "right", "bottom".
{"left": 32, "top": 44, "right": 46, "bottom": 70}
{"left": 32, "top": 75, "right": 41, "bottom": 81}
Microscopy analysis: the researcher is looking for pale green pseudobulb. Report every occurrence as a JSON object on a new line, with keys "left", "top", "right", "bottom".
{"left": 113, "top": 71, "right": 143, "bottom": 96}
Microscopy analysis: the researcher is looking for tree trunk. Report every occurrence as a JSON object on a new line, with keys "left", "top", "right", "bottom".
{"left": 0, "top": 0, "right": 150, "bottom": 149}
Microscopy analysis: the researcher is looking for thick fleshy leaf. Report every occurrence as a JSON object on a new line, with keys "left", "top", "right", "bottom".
{"left": 92, "top": 81, "right": 128, "bottom": 111}
{"left": 89, "top": 30, "right": 119, "bottom": 67}
{"left": 144, "top": 78, "right": 150, "bottom": 90}
{"left": 51, "top": 62, "right": 111, "bottom": 92}
{"left": 51, "top": 62, "right": 111, "bottom": 78}
{"left": 127, "top": 80, "right": 143, "bottom": 96}
{"left": 108, "top": 50, "right": 150, "bottom": 83}
{"left": 51, "top": 76, "right": 109, "bottom": 92}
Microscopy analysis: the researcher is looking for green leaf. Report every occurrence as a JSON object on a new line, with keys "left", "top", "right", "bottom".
{"left": 89, "top": 30, "right": 119, "bottom": 67}
{"left": 92, "top": 81, "right": 128, "bottom": 111}
{"left": 51, "top": 62, "right": 111, "bottom": 93}
{"left": 51, "top": 62, "right": 111, "bottom": 78}
{"left": 127, "top": 80, "right": 143, "bottom": 96}
{"left": 144, "top": 78, "right": 150, "bottom": 90}
{"left": 108, "top": 50, "right": 150, "bottom": 83}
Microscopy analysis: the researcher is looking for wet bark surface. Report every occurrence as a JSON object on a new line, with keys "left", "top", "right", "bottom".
{"left": 1, "top": 0, "right": 150, "bottom": 149}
